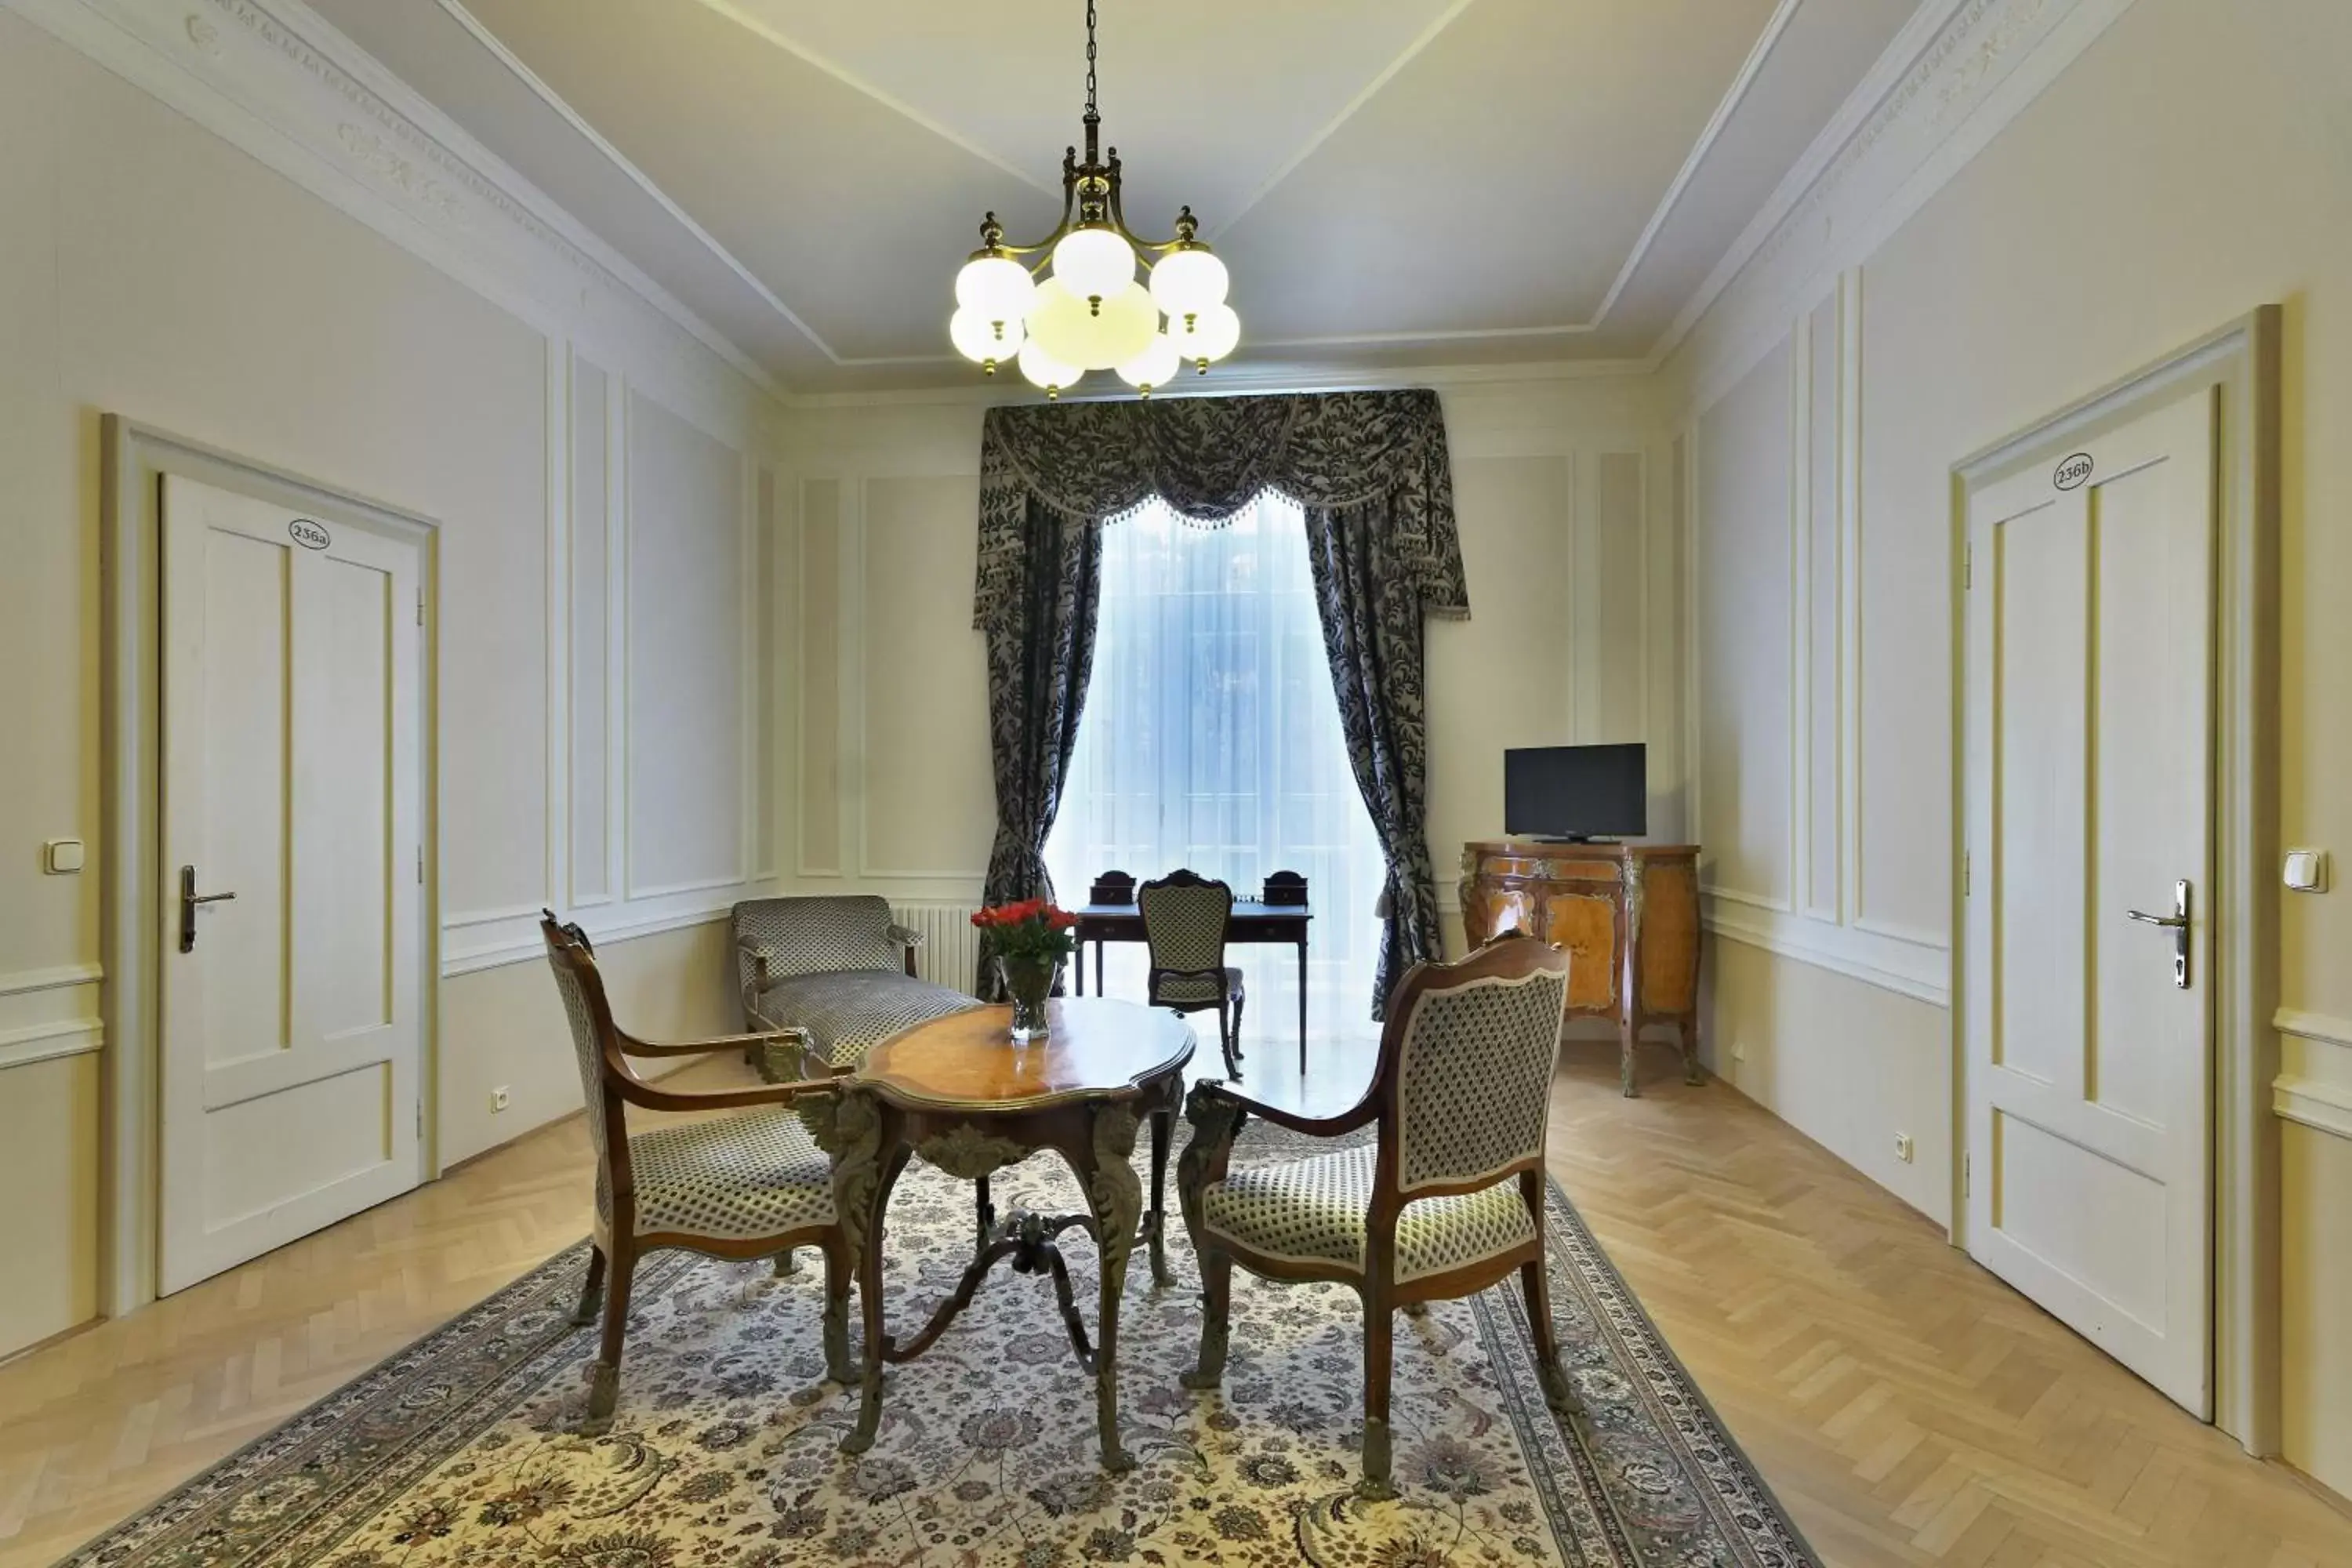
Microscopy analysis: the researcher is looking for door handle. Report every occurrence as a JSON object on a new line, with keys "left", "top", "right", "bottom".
{"left": 2125, "top": 879, "right": 2190, "bottom": 989}
{"left": 179, "top": 863, "right": 237, "bottom": 953}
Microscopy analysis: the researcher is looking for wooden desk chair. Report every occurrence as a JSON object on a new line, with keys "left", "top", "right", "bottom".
{"left": 1175, "top": 931, "right": 1579, "bottom": 1498}
{"left": 1139, "top": 869, "right": 1245, "bottom": 1076}
{"left": 540, "top": 913, "right": 853, "bottom": 1435}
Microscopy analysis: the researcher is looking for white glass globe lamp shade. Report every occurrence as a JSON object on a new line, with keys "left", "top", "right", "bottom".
{"left": 1017, "top": 338, "right": 1082, "bottom": 397}
{"left": 1116, "top": 332, "right": 1181, "bottom": 395}
{"left": 1149, "top": 245, "right": 1229, "bottom": 320}
{"left": 1167, "top": 302, "right": 1241, "bottom": 369}
{"left": 1030, "top": 278, "right": 1160, "bottom": 371}
{"left": 949, "top": 307, "right": 1024, "bottom": 371}
{"left": 1051, "top": 225, "right": 1135, "bottom": 307}
{"left": 955, "top": 252, "right": 1035, "bottom": 328}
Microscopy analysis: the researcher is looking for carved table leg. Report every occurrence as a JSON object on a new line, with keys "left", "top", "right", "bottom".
{"left": 811, "top": 1089, "right": 895, "bottom": 1455}
{"left": 1065, "top": 1102, "right": 1142, "bottom": 1472}
{"left": 1145, "top": 1101, "right": 1175, "bottom": 1289}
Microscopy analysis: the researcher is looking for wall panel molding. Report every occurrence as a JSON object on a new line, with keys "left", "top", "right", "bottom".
{"left": 2273, "top": 1077, "right": 2352, "bottom": 1142}
{"left": 2276, "top": 1009, "right": 2352, "bottom": 1053}
{"left": 1704, "top": 895, "right": 1950, "bottom": 1007}
{"left": 0, "top": 966, "right": 105, "bottom": 1073}
{"left": 1687, "top": 264, "right": 1950, "bottom": 1007}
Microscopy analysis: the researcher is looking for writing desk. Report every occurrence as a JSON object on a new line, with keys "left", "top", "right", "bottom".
{"left": 1070, "top": 900, "right": 1312, "bottom": 1068}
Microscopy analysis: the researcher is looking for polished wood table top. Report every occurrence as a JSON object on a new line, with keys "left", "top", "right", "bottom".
{"left": 855, "top": 998, "right": 1196, "bottom": 1112}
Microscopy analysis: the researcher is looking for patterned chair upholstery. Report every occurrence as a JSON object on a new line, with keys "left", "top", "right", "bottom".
{"left": 731, "top": 895, "right": 980, "bottom": 1074}
{"left": 1176, "top": 932, "right": 1577, "bottom": 1499}
{"left": 1139, "top": 870, "right": 1245, "bottom": 1075}
{"left": 541, "top": 913, "right": 852, "bottom": 1436}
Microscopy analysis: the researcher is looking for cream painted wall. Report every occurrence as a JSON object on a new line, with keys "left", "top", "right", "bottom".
{"left": 0, "top": 14, "right": 786, "bottom": 1355}
{"left": 778, "top": 379, "right": 1686, "bottom": 946}
{"left": 1673, "top": 0, "right": 2352, "bottom": 1493}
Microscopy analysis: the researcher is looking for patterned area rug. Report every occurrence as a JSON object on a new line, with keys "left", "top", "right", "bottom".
{"left": 64, "top": 1125, "right": 1813, "bottom": 1568}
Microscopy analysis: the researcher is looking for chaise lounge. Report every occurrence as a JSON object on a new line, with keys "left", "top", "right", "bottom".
{"left": 732, "top": 895, "right": 982, "bottom": 1080}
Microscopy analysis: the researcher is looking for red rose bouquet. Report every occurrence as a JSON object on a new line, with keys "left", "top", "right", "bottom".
{"left": 970, "top": 898, "right": 1080, "bottom": 961}
{"left": 972, "top": 898, "right": 1076, "bottom": 1040}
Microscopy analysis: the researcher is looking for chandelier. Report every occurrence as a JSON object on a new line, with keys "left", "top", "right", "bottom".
{"left": 948, "top": 1, "right": 1239, "bottom": 398}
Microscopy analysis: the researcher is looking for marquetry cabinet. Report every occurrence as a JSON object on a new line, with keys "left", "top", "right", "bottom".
{"left": 1457, "top": 841, "right": 1702, "bottom": 1097}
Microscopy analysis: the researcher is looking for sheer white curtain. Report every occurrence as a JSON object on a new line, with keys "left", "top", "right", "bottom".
{"left": 1045, "top": 490, "right": 1389, "bottom": 1044}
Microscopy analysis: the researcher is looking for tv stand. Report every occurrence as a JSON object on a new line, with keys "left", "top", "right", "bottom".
{"left": 1457, "top": 839, "right": 1702, "bottom": 1098}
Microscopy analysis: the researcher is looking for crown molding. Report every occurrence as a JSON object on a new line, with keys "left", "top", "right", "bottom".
{"left": 1664, "top": 0, "right": 2139, "bottom": 405}
{"left": 779, "top": 355, "right": 1661, "bottom": 412}
{"left": 2, "top": 0, "right": 784, "bottom": 409}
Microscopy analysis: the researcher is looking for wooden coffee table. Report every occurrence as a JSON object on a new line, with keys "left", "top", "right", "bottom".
{"left": 803, "top": 997, "right": 1196, "bottom": 1471}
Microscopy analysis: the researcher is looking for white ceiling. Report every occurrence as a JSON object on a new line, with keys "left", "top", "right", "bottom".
{"left": 309, "top": 0, "right": 1922, "bottom": 393}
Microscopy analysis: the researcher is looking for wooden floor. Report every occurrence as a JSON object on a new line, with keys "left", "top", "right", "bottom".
{"left": 1, "top": 1035, "right": 2345, "bottom": 1568}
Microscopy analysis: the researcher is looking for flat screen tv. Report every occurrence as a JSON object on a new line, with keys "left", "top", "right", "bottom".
{"left": 1504, "top": 744, "right": 1646, "bottom": 841}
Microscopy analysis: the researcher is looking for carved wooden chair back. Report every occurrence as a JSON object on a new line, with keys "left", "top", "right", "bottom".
{"left": 1138, "top": 869, "right": 1233, "bottom": 978}
{"left": 541, "top": 916, "right": 635, "bottom": 1221}
{"left": 1363, "top": 933, "right": 1571, "bottom": 1261}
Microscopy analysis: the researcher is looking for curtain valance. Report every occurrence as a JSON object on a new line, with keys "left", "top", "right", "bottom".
{"left": 974, "top": 388, "right": 1468, "bottom": 631}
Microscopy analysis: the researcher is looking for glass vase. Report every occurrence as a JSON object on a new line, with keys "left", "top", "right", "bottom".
{"left": 998, "top": 954, "right": 1054, "bottom": 1043}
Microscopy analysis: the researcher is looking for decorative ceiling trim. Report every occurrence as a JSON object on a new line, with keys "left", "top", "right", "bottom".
{"left": 1586, "top": 0, "right": 1806, "bottom": 328}
{"left": 4, "top": 0, "right": 2140, "bottom": 397}
{"left": 680, "top": 0, "right": 1058, "bottom": 198}
{"left": 0, "top": 0, "right": 784, "bottom": 409}
{"left": 783, "top": 354, "right": 1661, "bottom": 412}
{"left": 433, "top": 0, "right": 844, "bottom": 365}
{"left": 1210, "top": 0, "right": 1480, "bottom": 237}
{"left": 1668, "top": 0, "right": 2139, "bottom": 403}
{"left": 453, "top": 0, "right": 1822, "bottom": 363}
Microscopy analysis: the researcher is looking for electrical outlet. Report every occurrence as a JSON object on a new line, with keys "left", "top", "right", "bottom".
{"left": 491, "top": 1085, "right": 511, "bottom": 1113}
{"left": 1893, "top": 1131, "right": 1915, "bottom": 1163}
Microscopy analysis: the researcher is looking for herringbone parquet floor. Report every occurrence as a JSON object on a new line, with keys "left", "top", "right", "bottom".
{"left": 0, "top": 1040, "right": 2344, "bottom": 1567}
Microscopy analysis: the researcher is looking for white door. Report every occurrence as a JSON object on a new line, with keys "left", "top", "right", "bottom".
{"left": 1962, "top": 387, "right": 2216, "bottom": 1415}
{"left": 158, "top": 474, "right": 425, "bottom": 1295}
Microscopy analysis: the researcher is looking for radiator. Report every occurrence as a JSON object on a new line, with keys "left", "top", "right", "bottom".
{"left": 891, "top": 902, "right": 985, "bottom": 995}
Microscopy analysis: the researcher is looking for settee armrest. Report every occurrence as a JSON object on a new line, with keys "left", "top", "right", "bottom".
{"left": 887, "top": 923, "right": 924, "bottom": 978}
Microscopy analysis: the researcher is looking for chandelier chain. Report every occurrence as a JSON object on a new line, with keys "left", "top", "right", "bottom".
{"left": 1084, "top": 0, "right": 1098, "bottom": 120}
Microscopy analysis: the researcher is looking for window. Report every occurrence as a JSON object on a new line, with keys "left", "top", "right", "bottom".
{"left": 1045, "top": 491, "right": 1388, "bottom": 1039}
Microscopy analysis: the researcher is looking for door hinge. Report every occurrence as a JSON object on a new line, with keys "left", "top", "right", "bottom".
{"left": 1963, "top": 543, "right": 1973, "bottom": 589}
{"left": 416, "top": 844, "right": 424, "bottom": 884}
{"left": 1963, "top": 1152, "right": 1972, "bottom": 1196}
{"left": 416, "top": 586, "right": 425, "bottom": 626}
{"left": 1963, "top": 851, "right": 1971, "bottom": 897}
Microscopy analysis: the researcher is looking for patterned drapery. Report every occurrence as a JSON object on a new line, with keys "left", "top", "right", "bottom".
{"left": 974, "top": 388, "right": 1468, "bottom": 1016}
{"left": 972, "top": 487, "right": 1102, "bottom": 998}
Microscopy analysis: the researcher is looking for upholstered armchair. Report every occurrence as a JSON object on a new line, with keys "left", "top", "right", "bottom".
{"left": 1139, "top": 869, "right": 1246, "bottom": 1075}
{"left": 1176, "top": 932, "right": 1578, "bottom": 1498}
{"left": 541, "top": 914, "right": 852, "bottom": 1436}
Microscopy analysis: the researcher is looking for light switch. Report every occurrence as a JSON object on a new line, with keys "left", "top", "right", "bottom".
{"left": 45, "top": 838, "right": 85, "bottom": 874}
{"left": 2284, "top": 848, "right": 2328, "bottom": 894}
